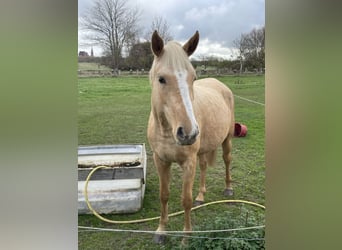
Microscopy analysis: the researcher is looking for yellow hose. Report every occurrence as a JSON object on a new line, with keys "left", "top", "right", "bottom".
{"left": 83, "top": 165, "right": 265, "bottom": 224}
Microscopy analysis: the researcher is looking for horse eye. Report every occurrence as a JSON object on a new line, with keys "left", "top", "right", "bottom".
{"left": 158, "top": 76, "right": 166, "bottom": 84}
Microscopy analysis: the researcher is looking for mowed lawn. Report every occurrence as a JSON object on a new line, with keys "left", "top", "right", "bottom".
{"left": 78, "top": 75, "right": 265, "bottom": 249}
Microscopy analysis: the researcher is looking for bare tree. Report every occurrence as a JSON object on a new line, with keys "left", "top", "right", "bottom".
{"left": 145, "top": 16, "right": 173, "bottom": 42}
{"left": 244, "top": 27, "right": 265, "bottom": 71}
{"left": 233, "top": 26, "right": 265, "bottom": 73}
{"left": 233, "top": 35, "right": 248, "bottom": 74}
{"left": 247, "top": 27, "right": 265, "bottom": 58}
{"left": 80, "top": 0, "right": 141, "bottom": 72}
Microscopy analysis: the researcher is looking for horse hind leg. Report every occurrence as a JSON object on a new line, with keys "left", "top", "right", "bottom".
{"left": 194, "top": 151, "right": 216, "bottom": 206}
{"left": 222, "top": 134, "right": 234, "bottom": 196}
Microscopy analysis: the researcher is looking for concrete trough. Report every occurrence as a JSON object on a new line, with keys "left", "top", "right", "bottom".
{"left": 78, "top": 144, "right": 146, "bottom": 214}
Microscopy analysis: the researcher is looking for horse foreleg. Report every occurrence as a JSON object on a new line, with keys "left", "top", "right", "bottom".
{"left": 181, "top": 156, "right": 197, "bottom": 244}
{"left": 194, "top": 155, "right": 207, "bottom": 206}
{"left": 153, "top": 154, "right": 171, "bottom": 244}
{"left": 222, "top": 135, "right": 234, "bottom": 196}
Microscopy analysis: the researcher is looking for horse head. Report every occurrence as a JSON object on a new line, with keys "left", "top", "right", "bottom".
{"left": 150, "top": 30, "right": 200, "bottom": 145}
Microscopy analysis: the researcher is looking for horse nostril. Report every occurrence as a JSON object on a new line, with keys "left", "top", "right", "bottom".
{"left": 177, "top": 127, "right": 185, "bottom": 140}
{"left": 176, "top": 126, "right": 199, "bottom": 145}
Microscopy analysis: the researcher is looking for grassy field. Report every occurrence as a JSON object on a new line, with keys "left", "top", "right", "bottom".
{"left": 78, "top": 75, "right": 265, "bottom": 249}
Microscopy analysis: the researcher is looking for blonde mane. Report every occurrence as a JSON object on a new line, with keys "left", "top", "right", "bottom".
{"left": 150, "top": 41, "right": 196, "bottom": 79}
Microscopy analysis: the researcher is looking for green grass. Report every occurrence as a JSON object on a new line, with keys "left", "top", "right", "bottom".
{"left": 78, "top": 75, "right": 265, "bottom": 249}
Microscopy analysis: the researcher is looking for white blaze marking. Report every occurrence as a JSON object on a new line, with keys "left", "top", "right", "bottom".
{"left": 175, "top": 70, "right": 198, "bottom": 134}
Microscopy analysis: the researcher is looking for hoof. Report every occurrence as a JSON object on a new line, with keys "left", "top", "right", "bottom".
{"left": 223, "top": 188, "right": 234, "bottom": 196}
{"left": 193, "top": 200, "right": 204, "bottom": 207}
{"left": 153, "top": 234, "right": 166, "bottom": 244}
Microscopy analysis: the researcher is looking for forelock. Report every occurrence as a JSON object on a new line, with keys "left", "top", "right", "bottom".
{"left": 160, "top": 41, "right": 195, "bottom": 74}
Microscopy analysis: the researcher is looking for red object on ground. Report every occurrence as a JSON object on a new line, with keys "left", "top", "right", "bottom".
{"left": 234, "top": 123, "right": 248, "bottom": 137}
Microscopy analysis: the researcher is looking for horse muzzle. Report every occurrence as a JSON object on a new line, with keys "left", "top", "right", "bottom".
{"left": 176, "top": 126, "right": 199, "bottom": 145}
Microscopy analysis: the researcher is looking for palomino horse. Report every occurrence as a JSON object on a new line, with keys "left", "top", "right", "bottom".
{"left": 147, "top": 30, "right": 235, "bottom": 243}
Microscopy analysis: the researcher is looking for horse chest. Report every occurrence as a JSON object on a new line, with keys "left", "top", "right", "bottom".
{"left": 149, "top": 130, "right": 198, "bottom": 163}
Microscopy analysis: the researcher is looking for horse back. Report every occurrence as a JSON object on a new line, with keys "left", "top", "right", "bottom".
{"left": 194, "top": 78, "right": 234, "bottom": 106}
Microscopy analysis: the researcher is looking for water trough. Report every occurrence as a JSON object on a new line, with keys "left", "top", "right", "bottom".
{"left": 78, "top": 144, "right": 147, "bottom": 214}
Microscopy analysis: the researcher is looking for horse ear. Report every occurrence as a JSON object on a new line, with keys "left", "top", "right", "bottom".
{"left": 151, "top": 30, "right": 164, "bottom": 57}
{"left": 183, "top": 31, "right": 199, "bottom": 56}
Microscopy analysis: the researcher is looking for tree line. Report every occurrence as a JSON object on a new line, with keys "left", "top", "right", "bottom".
{"left": 79, "top": 0, "right": 264, "bottom": 73}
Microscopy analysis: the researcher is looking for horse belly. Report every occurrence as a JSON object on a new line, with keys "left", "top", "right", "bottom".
{"left": 199, "top": 108, "right": 230, "bottom": 152}
{"left": 194, "top": 86, "right": 232, "bottom": 153}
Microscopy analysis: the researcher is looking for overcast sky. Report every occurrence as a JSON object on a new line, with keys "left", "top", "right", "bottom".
{"left": 78, "top": 0, "right": 265, "bottom": 60}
